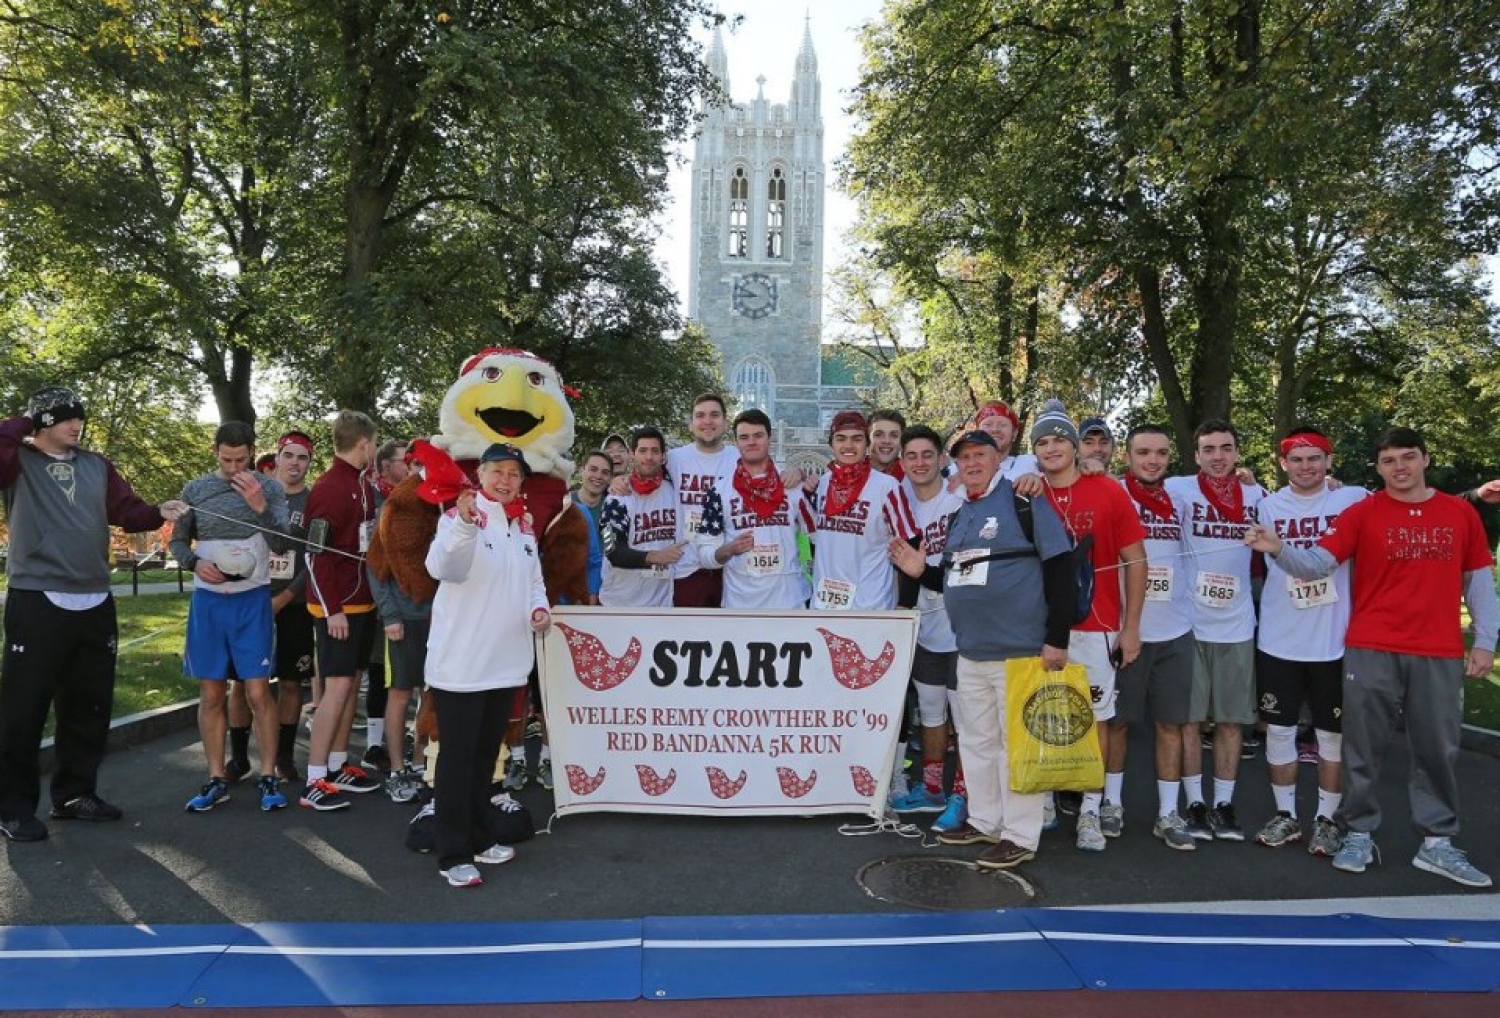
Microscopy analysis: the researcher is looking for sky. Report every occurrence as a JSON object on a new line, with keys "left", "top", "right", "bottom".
{"left": 654, "top": 1, "right": 889, "bottom": 327}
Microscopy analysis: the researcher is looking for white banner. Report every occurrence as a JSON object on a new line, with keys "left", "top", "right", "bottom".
{"left": 539, "top": 607, "right": 919, "bottom": 818}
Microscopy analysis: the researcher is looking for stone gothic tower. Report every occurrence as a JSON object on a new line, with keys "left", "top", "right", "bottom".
{"left": 688, "top": 20, "right": 826, "bottom": 451}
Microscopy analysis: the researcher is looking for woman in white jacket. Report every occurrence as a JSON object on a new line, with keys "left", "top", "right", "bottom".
{"left": 424, "top": 443, "right": 550, "bottom": 888}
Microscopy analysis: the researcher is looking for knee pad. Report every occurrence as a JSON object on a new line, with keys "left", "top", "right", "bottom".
{"left": 1265, "top": 724, "right": 1299, "bottom": 767}
{"left": 916, "top": 682, "right": 949, "bottom": 728}
{"left": 1315, "top": 728, "right": 1342, "bottom": 763}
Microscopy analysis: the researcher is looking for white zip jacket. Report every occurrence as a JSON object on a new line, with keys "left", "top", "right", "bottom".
{"left": 425, "top": 495, "right": 549, "bottom": 692}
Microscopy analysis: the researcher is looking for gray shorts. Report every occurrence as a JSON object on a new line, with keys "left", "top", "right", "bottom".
{"left": 1115, "top": 631, "right": 1195, "bottom": 725}
{"left": 387, "top": 618, "right": 430, "bottom": 692}
{"left": 1190, "top": 638, "right": 1257, "bottom": 724}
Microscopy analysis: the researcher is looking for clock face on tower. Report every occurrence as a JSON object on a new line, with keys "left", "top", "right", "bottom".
{"left": 732, "top": 273, "right": 778, "bottom": 319}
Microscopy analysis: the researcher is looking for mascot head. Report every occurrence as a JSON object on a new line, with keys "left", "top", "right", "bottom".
{"left": 431, "top": 347, "right": 577, "bottom": 481}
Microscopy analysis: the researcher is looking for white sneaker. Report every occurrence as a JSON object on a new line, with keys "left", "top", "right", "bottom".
{"left": 440, "top": 863, "right": 483, "bottom": 887}
{"left": 476, "top": 843, "right": 516, "bottom": 866}
{"left": 1076, "top": 811, "right": 1106, "bottom": 852}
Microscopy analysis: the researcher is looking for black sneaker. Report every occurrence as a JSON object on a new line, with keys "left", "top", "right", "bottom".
{"left": 1055, "top": 790, "right": 1083, "bottom": 817}
{"left": 300, "top": 778, "right": 351, "bottom": 811}
{"left": 224, "top": 759, "right": 251, "bottom": 785}
{"left": 328, "top": 764, "right": 380, "bottom": 794}
{"left": 1209, "top": 801, "right": 1245, "bottom": 841}
{"left": 1184, "top": 801, "right": 1215, "bottom": 841}
{"left": 362, "top": 744, "right": 392, "bottom": 772}
{"left": 0, "top": 815, "right": 48, "bottom": 842}
{"left": 50, "top": 794, "right": 123, "bottom": 822}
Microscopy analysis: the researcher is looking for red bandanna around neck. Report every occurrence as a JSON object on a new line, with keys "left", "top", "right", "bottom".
{"left": 629, "top": 471, "right": 665, "bottom": 497}
{"left": 499, "top": 496, "right": 526, "bottom": 523}
{"left": 823, "top": 459, "right": 872, "bottom": 518}
{"left": 733, "top": 460, "right": 786, "bottom": 520}
{"left": 1278, "top": 433, "right": 1333, "bottom": 458}
{"left": 1198, "top": 472, "right": 1245, "bottom": 523}
{"left": 1126, "top": 473, "right": 1176, "bottom": 522}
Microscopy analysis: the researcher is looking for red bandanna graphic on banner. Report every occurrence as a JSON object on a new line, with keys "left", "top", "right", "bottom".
{"left": 816, "top": 628, "right": 896, "bottom": 689}
{"left": 556, "top": 623, "right": 641, "bottom": 690}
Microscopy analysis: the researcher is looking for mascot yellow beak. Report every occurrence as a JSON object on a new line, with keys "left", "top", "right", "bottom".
{"left": 454, "top": 365, "right": 564, "bottom": 445}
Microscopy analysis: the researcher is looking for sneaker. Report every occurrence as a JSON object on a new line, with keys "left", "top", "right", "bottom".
{"left": 362, "top": 744, "right": 392, "bottom": 772}
{"left": 1209, "top": 801, "right": 1245, "bottom": 841}
{"left": 1254, "top": 811, "right": 1302, "bottom": 848}
{"left": 1076, "top": 811, "right": 1106, "bottom": 852}
{"left": 1412, "top": 840, "right": 1493, "bottom": 888}
{"left": 328, "top": 764, "right": 380, "bottom": 794}
{"left": 440, "top": 863, "right": 483, "bottom": 888}
{"left": 259, "top": 775, "right": 288, "bottom": 811}
{"left": 275, "top": 757, "right": 301, "bottom": 784}
{"left": 386, "top": 768, "right": 421, "bottom": 803}
{"left": 1100, "top": 801, "right": 1124, "bottom": 838}
{"left": 936, "top": 821, "right": 1000, "bottom": 846}
{"left": 931, "top": 794, "right": 968, "bottom": 835}
{"left": 50, "top": 794, "right": 123, "bottom": 822}
{"left": 1055, "top": 790, "right": 1082, "bottom": 817}
{"left": 1331, "top": 830, "right": 1379, "bottom": 873}
{"left": 1308, "top": 816, "right": 1343, "bottom": 857}
{"left": 476, "top": 843, "right": 516, "bottom": 865}
{"left": 889, "top": 785, "right": 945, "bottom": 813}
{"left": 224, "top": 759, "right": 251, "bottom": 785}
{"left": 1184, "top": 801, "right": 1215, "bottom": 841}
{"left": 975, "top": 839, "right": 1035, "bottom": 870}
{"left": 185, "top": 777, "right": 231, "bottom": 812}
{"left": 502, "top": 756, "right": 529, "bottom": 792}
{"left": 535, "top": 758, "right": 554, "bottom": 791}
{"left": 1153, "top": 812, "right": 1197, "bottom": 851}
{"left": 525, "top": 716, "right": 543, "bottom": 740}
{"left": 300, "top": 778, "right": 351, "bottom": 811}
{"left": 887, "top": 770, "right": 910, "bottom": 802}
{"left": 0, "top": 815, "right": 48, "bottom": 842}
{"left": 1042, "top": 794, "right": 1058, "bottom": 832}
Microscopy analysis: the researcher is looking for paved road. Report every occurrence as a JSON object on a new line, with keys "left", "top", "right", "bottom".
{"left": 3, "top": 723, "right": 1496, "bottom": 927}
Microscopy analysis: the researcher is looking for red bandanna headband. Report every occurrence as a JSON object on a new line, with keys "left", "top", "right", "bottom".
{"left": 829, "top": 410, "right": 869, "bottom": 440}
{"left": 277, "top": 431, "right": 314, "bottom": 454}
{"left": 1279, "top": 433, "right": 1332, "bottom": 458}
{"left": 975, "top": 401, "right": 1020, "bottom": 430}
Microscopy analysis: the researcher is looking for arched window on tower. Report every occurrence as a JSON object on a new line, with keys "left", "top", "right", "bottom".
{"left": 727, "top": 166, "right": 749, "bottom": 258}
{"left": 731, "top": 359, "right": 776, "bottom": 419}
{"left": 766, "top": 167, "right": 786, "bottom": 258}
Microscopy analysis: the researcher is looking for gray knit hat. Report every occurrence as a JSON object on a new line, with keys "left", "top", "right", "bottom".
{"left": 1029, "top": 398, "right": 1078, "bottom": 448}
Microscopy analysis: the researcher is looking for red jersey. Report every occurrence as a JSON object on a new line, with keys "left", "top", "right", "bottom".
{"left": 1044, "top": 473, "right": 1148, "bottom": 633}
{"left": 1317, "top": 489, "right": 1493, "bottom": 658}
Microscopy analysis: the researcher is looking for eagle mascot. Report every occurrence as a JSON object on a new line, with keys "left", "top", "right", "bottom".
{"left": 409, "top": 347, "right": 592, "bottom": 761}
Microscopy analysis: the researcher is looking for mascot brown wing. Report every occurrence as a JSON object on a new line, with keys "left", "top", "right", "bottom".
{"left": 366, "top": 475, "right": 440, "bottom": 605}
{"left": 541, "top": 503, "right": 592, "bottom": 605}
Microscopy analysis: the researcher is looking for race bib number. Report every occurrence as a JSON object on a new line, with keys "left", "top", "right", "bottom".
{"left": 815, "top": 577, "right": 855, "bottom": 610}
{"left": 648, "top": 564, "right": 671, "bottom": 582}
{"left": 268, "top": 552, "right": 295, "bottom": 582}
{"left": 1146, "top": 560, "right": 1170, "bottom": 602}
{"left": 1193, "top": 570, "right": 1240, "bottom": 609}
{"left": 744, "top": 544, "right": 782, "bottom": 577}
{"left": 358, "top": 519, "right": 375, "bottom": 554}
{"left": 1287, "top": 574, "right": 1337, "bottom": 609}
{"left": 1146, "top": 564, "right": 1173, "bottom": 602}
{"left": 687, "top": 507, "right": 704, "bottom": 536}
{"left": 948, "top": 548, "right": 990, "bottom": 588}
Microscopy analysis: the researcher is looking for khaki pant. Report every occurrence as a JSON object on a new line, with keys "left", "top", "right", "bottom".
{"left": 954, "top": 656, "right": 1046, "bottom": 850}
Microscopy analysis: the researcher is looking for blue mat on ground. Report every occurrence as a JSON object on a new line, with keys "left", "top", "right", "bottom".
{"left": 640, "top": 910, "right": 1077, "bottom": 999}
{"left": 1365, "top": 915, "right": 1500, "bottom": 992}
{"left": 0, "top": 924, "right": 239, "bottom": 1010}
{"left": 182, "top": 919, "right": 642, "bottom": 1008}
{"left": 1025, "top": 909, "right": 1496, "bottom": 992}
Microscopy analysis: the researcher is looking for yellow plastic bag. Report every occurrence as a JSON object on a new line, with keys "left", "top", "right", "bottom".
{"left": 1006, "top": 657, "right": 1103, "bottom": 793}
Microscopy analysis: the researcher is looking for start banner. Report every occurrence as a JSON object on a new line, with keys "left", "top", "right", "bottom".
{"left": 539, "top": 607, "right": 919, "bottom": 818}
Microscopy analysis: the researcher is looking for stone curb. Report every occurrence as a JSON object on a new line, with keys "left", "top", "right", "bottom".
{"left": 1462, "top": 723, "right": 1500, "bottom": 757}
{"left": 38, "top": 699, "right": 200, "bottom": 773}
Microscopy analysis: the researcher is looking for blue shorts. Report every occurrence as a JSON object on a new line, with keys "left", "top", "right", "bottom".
{"left": 184, "top": 587, "right": 275, "bottom": 681}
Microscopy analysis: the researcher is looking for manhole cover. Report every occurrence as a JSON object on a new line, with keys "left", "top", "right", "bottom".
{"left": 856, "top": 855, "right": 1037, "bottom": 910}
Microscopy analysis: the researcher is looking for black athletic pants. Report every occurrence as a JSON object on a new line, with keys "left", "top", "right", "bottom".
{"left": 430, "top": 685, "right": 511, "bottom": 869}
{"left": 0, "top": 589, "right": 118, "bottom": 820}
